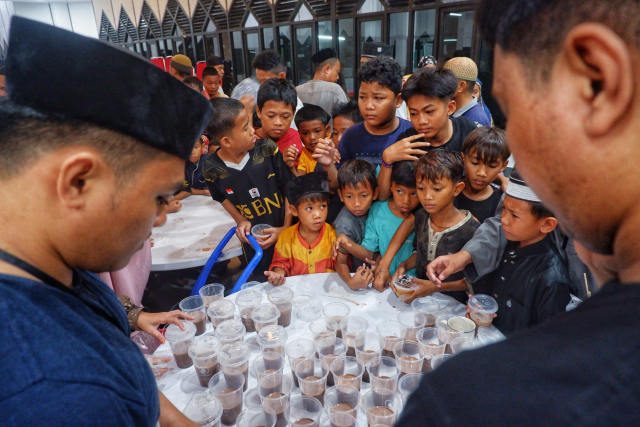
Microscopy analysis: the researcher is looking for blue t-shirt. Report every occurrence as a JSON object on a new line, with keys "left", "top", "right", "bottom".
{"left": 338, "top": 119, "right": 414, "bottom": 167}
{"left": 0, "top": 271, "right": 159, "bottom": 426}
{"left": 361, "top": 200, "right": 416, "bottom": 276}
{"left": 184, "top": 154, "right": 208, "bottom": 192}
{"left": 462, "top": 102, "right": 490, "bottom": 127}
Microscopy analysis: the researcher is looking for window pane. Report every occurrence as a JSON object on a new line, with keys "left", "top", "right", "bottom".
{"left": 317, "top": 21, "right": 332, "bottom": 51}
{"left": 413, "top": 9, "right": 436, "bottom": 71}
{"left": 263, "top": 27, "right": 274, "bottom": 50}
{"left": 295, "top": 27, "right": 313, "bottom": 84}
{"left": 441, "top": 10, "right": 475, "bottom": 61}
{"left": 358, "top": 0, "right": 384, "bottom": 14}
{"left": 221, "top": 32, "right": 232, "bottom": 61}
{"left": 389, "top": 12, "right": 409, "bottom": 74}
{"left": 278, "top": 26, "right": 293, "bottom": 81}
{"left": 294, "top": 3, "right": 313, "bottom": 22}
{"left": 196, "top": 35, "right": 206, "bottom": 61}
{"left": 233, "top": 31, "right": 246, "bottom": 81}
{"left": 205, "top": 35, "right": 220, "bottom": 57}
{"left": 360, "top": 20, "right": 381, "bottom": 47}
{"left": 246, "top": 32, "right": 260, "bottom": 78}
{"left": 338, "top": 18, "right": 355, "bottom": 94}
{"left": 175, "top": 38, "right": 184, "bottom": 55}
{"left": 149, "top": 42, "right": 159, "bottom": 58}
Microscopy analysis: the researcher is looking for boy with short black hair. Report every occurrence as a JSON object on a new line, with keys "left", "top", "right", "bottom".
{"left": 203, "top": 97, "right": 295, "bottom": 280}
{"left": 334, "top": 160, "right": 420, "bottom": 291}
{"left": 333, "top": 160, "right": 379, "bottom": 290}
{"left": 393, "top": 149, "right": 480, "bottom": 304}
{"left": 331, "top": 100, "right": 363, "bottom": 148}
{"left": 267, "top": 172, "right": 337, "bottom": 285}
{"left": 455, "top": 127, "right": 510, "bottom": 223}
{"left": 172, "top": 137, "right": 210, "bottom": 201}
{"left": 183, "top": 76, "right": 204, "bottom": 93}
{"left": 293, "top": 103, "right": 333, "bottom": 175}
{"left": 202, "top": 66, "right": 228, "bottom": 99}
{"left": 338, "top": 56, "right": 414, "bottom": 167}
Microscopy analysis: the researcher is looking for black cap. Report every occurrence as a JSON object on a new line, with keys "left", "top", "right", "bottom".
{"left": 312, "top": 48, "right": 338, "bottom": 66}
{"left": 6, "top": 17, "right": 214, "bottom": 160}
{"left": 285, "top": 171, "right": 331, "bottom": 205}
{"left": 361, "top": 42, "right": 393, "bottom": 58}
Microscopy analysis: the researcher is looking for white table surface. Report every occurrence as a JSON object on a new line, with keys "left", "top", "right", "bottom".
{"left": 151, "top": 196, "right": 243, "bottom": 271}
{"left": 154, "top": 273, "right": 473, "bottom": 424}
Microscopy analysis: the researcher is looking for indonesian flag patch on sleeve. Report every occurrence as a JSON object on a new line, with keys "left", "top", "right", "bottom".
{"left": 226, "top": 189, "right": 234, "bottom": 194}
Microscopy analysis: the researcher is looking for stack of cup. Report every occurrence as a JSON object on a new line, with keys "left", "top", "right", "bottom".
{"left": 257, "top": 325, "right": 288, "bottom": 356}
{"left": 339, "top": 316, "right": 369, "bottom": 357}
{"left": 189, "top": 335, "right": 222, "bottom": 387}
{"left": 218, "top": 342, "right": 251, "bottom": 392}
{"left": 285, "top": 339, "right": 316, "bottom": 388}
{"left": 295, "top": 358, "right": 329, "bottom": 404}
{"left": 251, "top": 303, "right": 281, "bottom": 332}
{"left": 467, "top": 294, "right": 498, "bottom": 331}
{"left": 215, "top": 319, "right": 246, "bottom": 345}
{"left": 183, "top": 391, "right": 223, "bottom": 427}
{"left": 259, "top": 372, "right": 293, "bottom": 427}
{"left": 208, "top": 370, "right": 246, "bottom": 426}
{"left": 284, "top": 396, "right": 324, "bottom": 427}
{"left": 208, "top": 299, "right": 236, "bottom": 328}
{"left": 376, "top": 321, "right": 405, "bottom": 359}
{"left": 235, "top": 289, "right": 263, "bottom": 333}
{"left": 322, "top": 303, "right": 350, "bottom": 338}
{"left": 180, "top": 295, "right": 207, "bottom": 336}
{"left": 164, "top": 320, "right": 197, "bottom": 369}
{"left": 268, "top": 287, "right": 295, "bottom": 327}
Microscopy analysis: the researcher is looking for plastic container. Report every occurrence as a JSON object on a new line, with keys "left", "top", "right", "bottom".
{"left": 236, "top": 406, "right": 276, "bottom": 427}
{"left": 164, "top": 320, "right": 197, "bottom": 369}
{"left": 259, "top": 372, "right": 294, "bottom": 427}
{"left": 397, "top": 373, "right": 421, "bottom": 403}
{"left": 322, "top": 303, "right": 350, "bottom": 338}
{"left": 392, "top": 341, "right": 423, "bottom": 376}
{"left": 284, "top": 396, "right": 323, "bottom": 427}
{"left": 397, "top": 311, "right": 430, "bottom": 342}
{"left": 392, "top": 274, "right": 417, "bottom": 298}
{"left": 235, "top": 289, "right": 263, "bottom": 333}
{"left": 365, "top": 356, "right": 400, "bottom": 392}
{"left": 447, "top": 315, "right": 476, "bottom": 338}
{"left": 240, "top": 281, "right": 265, "bottom": 293}
{"left": 285, "top": 338, "right": 317, "bottom": 388}
{"left": 208, "top": 369, "right": 246, "bottom": 426}
{"left": 411, "top": 296, "right": 441, "bottom": 332}
{"left": 476, "top": 326, "right": 506, "bottom": 348}
{"left": 361, "top": 389, "right": 403, "bottom": 427}
{"left": 309, "top": 317, "right": 339, "bottom": 345}
{"left": 251, "top": 224, "right": 272, "bottom": 241}
{"left": 376, "top": 321, "right": 405, "bottom": 359}
{"left": 218, "top": 342, "right": 251, "bottom": 392}
{"left": 339, "top": 316, "right": 369, "bottom": 357}
{"left": 199, "top": 283, "right": 225, "bottom": 310}
{"left": 183, "top": 391, "right": 223, "bottom": 427}
{"left": 435, "top": 313, "right": 464, "bottom": 350}
{"left": 296, "top": 299, "right": 324, "bottom": 323}
{"left": 268, "top": 286, "right": 295, "bottom": 327}
{"left": 257, "top": 325, "right": 288, "bottom": 355}
{"left": 189, "top": 335, "right": 222, "bottom": 387}
{"left": 329, "top": 356, "right": 365, "bottom": 391}
{"left": 215, "top": 318, "right": 246, "bottom": 345}
{"left": 467, "top": 294, "right": 499, "bottom": 329}
{"left": 180, "top": 295, "right": 207, "bottom": 336}
{"left": 251, "top": 303, "right": 281, "bottom": 332}
{"left": 295, "top": 358, "right": 329, "bottom": 404}
{"left": 323, "top": 384, "right": 360, "bottom": 419}
{"left": 208, "top": 299, "right": 236, "bottom": 328}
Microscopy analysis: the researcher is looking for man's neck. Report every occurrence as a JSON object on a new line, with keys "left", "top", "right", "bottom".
{"left": 426, "top": 118, "right": 454, "bottom": 147}
{"left": 430, "top": 203, "right": 463, "bottom": 229}
{"left": 364, "top": 116, "right": 400, "bottom": 136}
{"left": 462, "top": 178, "right": 493, "bottom": 200}
{"left": 312, "top": 73, "right": 326, "bottom": 82}
{"left": 217, "top": 147, "right": 248, "bottom": 164}
{"left": 613, "top": 208, "right": 640, "bottom": 283}
{"left": 298, "top": 223, "right": 321, "bottom": 245}
{"left": 455, "top": 93, "right": 474, "bottom": 112}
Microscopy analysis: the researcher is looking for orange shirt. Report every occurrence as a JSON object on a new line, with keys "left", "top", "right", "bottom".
{"left": 270, "top": 223, "right": 336, "bottom": 276}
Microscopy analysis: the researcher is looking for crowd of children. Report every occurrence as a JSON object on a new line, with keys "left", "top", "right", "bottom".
{"left": 175, "top": 50, "right": 578, "bottom": 338}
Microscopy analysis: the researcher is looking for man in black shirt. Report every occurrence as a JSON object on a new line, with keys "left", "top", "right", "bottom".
{"left": 400, "top": 0, "right": 640, "bottom": 425}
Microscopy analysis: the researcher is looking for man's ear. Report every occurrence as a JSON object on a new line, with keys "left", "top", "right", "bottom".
{"left": 289, "top": 203, "right": 299, "bottom": 217}
{"left": 395, "top": 92, "right": 403, "bottom": 109}
{"left": 453, "top": 181, "right": 465, "bottom": 197}
{"left": 322, "top": 64, "right": 332, "bottom": 76}
{"left": 457, "top": 80, "right": 466, "bottom": 94}
{"left": 540, "top": 216, "right": 559, "bottom": 234}
{"left": 447, "top": 99, "right": 457, "bottom": 116}
{"left": 220, "top": 135, "right": 232, "bottom": 148}
{"left": 277, "top": 72, "right": 287, "bottom": 79}
{"left": 57, "top": 151, "right": 108, "bottom": 210}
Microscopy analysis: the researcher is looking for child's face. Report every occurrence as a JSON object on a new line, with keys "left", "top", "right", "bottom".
{"left": 463, "top": 150, "right": 508, "bottom": 192}
{"left": 338, "top": 181, "right": 379, "bottom": 217}
{"left": 416, "top": 175, "right": 464, "bottom": 215}
{"left": 332, "top": 116, "right": 356, "bottom": 147}
{"left": 257, "top": 100, "right": 295, "bottom": 140}
{"left": 407, "top": 94, "right": 456, "bottom": 140}
{"left": 473, "top": 84, "right": 481, "bottom": 99}
{"left": 291, "top": 198, "right": 328, "bottom": 232}
{"left": 390, "top": 182, "right": 420, "bottom": 215}
{"left": 203, "top": 75, "right": 221, "bottom": 97}
{"left": 358, "top": 82, "right": 402, "bottom": 128}
{"left": 214, "top": 64, "right": 225, "bottom": 79}
{"left": 190, "top": 141, "right": 203, "bottom": 163}
{"left": 501, "top": 195, "right": 548, "bottom": 243}
{"left": 298, "top": 119, "right": 330, "bottom": 153}
{"left": 224, "top": 109, "right": 256, "bottom": 153}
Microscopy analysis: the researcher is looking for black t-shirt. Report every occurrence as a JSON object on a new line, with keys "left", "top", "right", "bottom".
{"left": 396, "top": 279, "right": 640, "bottom": 427}
{"left": 454, "top": 185, "right": 503, "bottom": 224}
{"left": 395, "top": 116, "right": 483, "bottom": 153}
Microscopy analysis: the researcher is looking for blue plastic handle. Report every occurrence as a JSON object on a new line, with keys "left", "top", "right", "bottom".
{"left": 229, "top": 234, "right": 262, "bottom": 295}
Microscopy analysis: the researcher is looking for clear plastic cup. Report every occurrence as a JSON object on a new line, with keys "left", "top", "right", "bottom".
{"left": 397, "top": 311, "right": 429, "bottom": 342}
{"left": 431, "top": 353, "right": 453, "bottom": 370}
{"left": 416, "top": 327, "right": 445, "bottom": 372}
{"left": 235, "top": 289, "right": 263, "bottom": 333}
{"left": 183, "top": 391, "right": 223, "bottom": 427}
{"left": 329, "top": 356, "right": 364, "bottom": 391}
{"left": 252, "top": 351, "right": 286, "bottom": 382}
{"left": 467, "top": 294, "right": 498, "bottom": 329}
{"left": 259, "top": 372, "right": 294, "bottom": 427}
{"left": 252, "top": 224, "right": 273, "bottom": 242}
{"left": 215, "top": 318, "right": 246, "bottom": 345}
{"left": 322, "top": 303, "right": 351, "bottom": 338}
{"left": 285, "top": 396, "right": 324, "bottom": 427}
{"left": 189, "top": 335, "right": 222, "bottom": 387}
{"left": 296, "top": 300, "right": 324, "bottom": 323}
{"left": 241, "top": 281, "right": 265, "bottom": 293}
{"left": 295, "top": 358, "right": 329, "bottom": 404}
{"left": 436, "top": 313, "right": 464, "bottom": 353}
{"left": 339, "top": 316, "right": 369, "bottom": 357}
{"left": 476, "top": 326, "right": 506, "bottom": 348}
{"left": 180, "top": 295, "right": 207, "bottom": 336}
{"left": 268, "top": 286, "right": 295, "bottom": 327}
{"left": 252, "top": 303, "right": 281, "bottom": 332}
{"left": 316, "top": 336, "right": 347, "bottom": 386}
{"left": 361, "top": 389, "right": 403, "bottom": 426}
{"left": 200, "top": 283, "right": 225, "bottom": 311}
{"left": 397, "top": 373, "right": 421, "bottom": 403}
{"left": 450, "top": 337, "right": 477, "bottom": 354}
{"left": 257, "top": 325, "right": 288, "bottom": 356}
{"left": 293, "top": 292, "right": 315, "bottom": 307}
{"left": 354, "top": 333, "right": 383, "bottom": 383}
{"left": 164, "top": 320, "right": 197, "bottom": 369}
{"left": 447, "top": 315, "right": 476, "bottom": 339}
{"left": 208, "top": 299, "right": 236, "bottom": 328}
{"left": 376, "top": 321, "right": 405, "bottom": 359}
{"left": 366, "top": 356, "right": 400, "bottom": 392}
{"left": 323, "top": 384, "right": 360, "bottom": 418}
{"left": 411, "top": 297, "right": 440, "bottom": 330}
{"left": 309, "top": 317, "right": 339, "bottom": 346}
{"left": 218, "top": 342, "right": 251, "bottom": 392}
{"left": 392, "top": 341, "right": 423, "bottom": 376}
{"left": 208, "top": 369, "right": 246, "bottom": 426}
{"left": 392, "top": 274, "right": 417, "bottom": 298}
{"left": 236, "top": 406, "right": 277, "bottom": 427}
{"left": 285, "top": 338, "right": 316, "bottom": 388}
{"left": 319, "top": 413, "right": 358, "bottom": 427}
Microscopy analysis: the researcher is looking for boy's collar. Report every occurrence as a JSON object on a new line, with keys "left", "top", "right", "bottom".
{"left": 506, "top": 234, "right": 553, "bottom": 258}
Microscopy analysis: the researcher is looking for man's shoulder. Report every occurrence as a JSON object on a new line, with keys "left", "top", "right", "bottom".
{"left": 452, "top": 115, "right": 483, "bottom": 131}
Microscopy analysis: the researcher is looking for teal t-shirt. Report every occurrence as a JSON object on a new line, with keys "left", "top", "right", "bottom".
{"left": 361, "top": 200, "right": 416, "bottom": 276}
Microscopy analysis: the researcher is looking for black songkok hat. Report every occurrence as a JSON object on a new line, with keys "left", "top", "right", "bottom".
{"left": 506, "top": 170, "right": 541, "bottom": 202}
{"left": 285, "top": 171, "right": 331, "bottom": 205}
{"left": 361, "top": 42, "right": 393, "bottom": 58}
{"left": 312, "top": 48, "right": 338, "bottom": 66}
{"left": 6, "top": 17, "right": 214, "bottom": 160}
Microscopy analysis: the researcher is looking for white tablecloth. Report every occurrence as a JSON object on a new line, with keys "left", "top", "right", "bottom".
{"left": 151, "top": 196, "right": 243, "bottom": 271}
{"left": 155, "top": 273, "right": 471, "bottom": 424}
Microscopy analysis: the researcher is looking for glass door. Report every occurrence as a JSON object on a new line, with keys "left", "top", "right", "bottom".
{"left": 245, "top": 31, "right": 260, "bottom": 78}
{"left": 439, "top": 8, "right": 476, "bottom": 62}
{"left": 357, "top": 17, "right": 383, "bottom": 67}
{"left": 293, "top": 25, "right": 313, "bottom": 85}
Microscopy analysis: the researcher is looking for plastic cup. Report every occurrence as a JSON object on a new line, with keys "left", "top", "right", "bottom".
{"left": 339, "top": 316, "right": 369, "bottom": 357}
{"left": 295, "top": 358, "right": 329, "bottom": 404}
{"left": 214, "top": 318, "right": 246, "bottom": 345}
{"left": 447, "top": 315, "right": 476, "bottom": 339}
{"left": 319, "top": 413, "right": 358, "bottom": 427}
{"left": 450, "top": 337, "right": 477, "bottom": 354}
{"left": 236, "top": 289, "right": 263, "bottom": 333}
{"left": 476, "top": 326, "right": 506, "bottom": 348}
{"left": 329, "top": 356, "right": 365, "bottom": 391}
{"left": 189, "top": 335, "right": 222, "bottom": 387}
{"left": 296, "top": 299, "right": 324, "bottom": 323}
{"left": 252, "top": 224, "right": 273, "bottom": 241}
{"left": 411, "top": 297, "right": 440, "bottom": 330}
{"left": 376, "top": 321, "right": 405, "bottom": 359}
{"left": 397, "top": 373, "right": 421, "bottom": 403}
{"left": 436, "top": 314, "right": 464, "bottom": 353}
{"left": 285, "top": 338, "right": 317, "bottom": 388}
{"left": 397, "top": 311, "right": 429, "bottom": 342}
{"left": 309, "top": 317, "right": 339, "bottom": 346}
{"left": 392, "top": 341, "right": 423, "bottom": 376}
{"left": 285, "top": 396, "right": 324, "bottom": 427}
{"left": 200, "top": 283, "right": 225, "bottom": 312}
{"left": 323, "top": 384, "right": 360, "bottom": 418}
{"left": 467, "top": 294, "right": 498, "bottom": 329}
{"left": 252, "top": 351, "right": 286, "bottom": 382}
{"left": 164, "top": 320, "right": 197, "bottom": 369}
{"left": 268, "top": 286, "right": 295, "bottom": 327}
{"left": 354, "top": 333, "right": 383, "bottom": 383}
{"left": 257, "top": 325, "right": 288, "bottom": 356}
{"left": 416, "top": 327, "right": 445, "bottom": 372}
{"left": 252, "top": 303, "right": 281, "bottom": 332}
{"left": 208, "top": 299, "right": 236, "bottom": 328}
{"left": 316, "top": 336, "right": 347, "bottom": 386}
{"left": 236, "top": 406, "right": 277, "bottom": 427}
{"left": 218, "top": 342, "right": 251, "bottom": 392}
{"left": 180, "top": 295, "right": 207, "bottom": 336}
{"left": 392, "top": 274, "right": 417, "bottom": 298}
{"left": 208, "top": 369, "right": 246, "bottom": 426}
{"left": 322, "top": 303, "right": 351, "bottom": 338}
{"left": 259, "top": 372, "right": 294, "bottom": 427}
{"left": 366, "top": 356, "right": 400, "bottom": 392}
{"left": 361, "top": 389, "right": 403, "bottom": 426}
{"left": 241, "top": 281, "right": 265, "bottom": 292}
{"left": 431, "top": 353, "right": 453, "bottom": 370}
{"left": 183, "top": 391, "right": 223, "bottom": 427}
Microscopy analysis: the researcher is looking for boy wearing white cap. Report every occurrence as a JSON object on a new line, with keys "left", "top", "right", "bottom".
{"left": 443, "top": 57, "right": 491, "bottom": 126}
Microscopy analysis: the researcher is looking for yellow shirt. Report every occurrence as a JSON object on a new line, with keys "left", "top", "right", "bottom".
{"left": 297, "top": 148, "right": 318, "bottom": 174}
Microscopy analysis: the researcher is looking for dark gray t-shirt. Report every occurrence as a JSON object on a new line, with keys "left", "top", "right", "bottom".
{"left": 333, "top": 206, "right": 368, "bottom": 271}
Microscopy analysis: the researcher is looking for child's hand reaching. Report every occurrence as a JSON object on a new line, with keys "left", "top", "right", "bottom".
{"left": 381, "top": 133, "right": 430, "bottom": 164}
{"left": 283, "top": 145, "right": 299, "bottom": 169}
{"left": 256, "top": 226, "right": 284, "bottom": 249}
{"left": 351, "top": 264, "right": 374, "bottom": 289}
{"left": 332, "top": 234, "right": 352, "bottom": 259}
{"left": 166, "top": 200, "right": 182, "bottom": 213}
{"left": 264, "top": 270, "right": 286, "bottom": 286}
{"left": 401, "top": 278, "right": 436, "bottom": 303}
{"left": 372, "top": 267, "right": 390, "bottom": 293}
{"left": 311, "top": 139, "right": 336, "bottom": 167}
{"left": 235, "top": 221, "right": 252, "bottom": 245}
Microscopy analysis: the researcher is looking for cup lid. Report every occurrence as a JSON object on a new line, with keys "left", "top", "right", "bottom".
{"left": 235, "top": 289, "right": 263, "bottom": 306}
{"left": 468, "top": 294, "right": 498, "bottom": 314}
{"left": 208, "top": 299, "right": 235, "bottom": 316}
{"left": 215, "top": 319, "right": 246, "bottom": 341}
{"left": 218, "top": 341, "right": 251, "bottom": 364}
{"left": 393, "top": 274, "right": 416, "bottom": 289}
{"left": 296, "top": 300, "right": 323, "bottom": 322}
{"left": 188, "top": 335, "right": 221, "bottom": 359}
{"left": 293, "top": 292, "right": 315, "bottom": 306}
{"left": 183, "top": 391, "right": 223, "bottom": 424}
{"left": 251, "top": 303, "right": 281, "bottom": 322}
{"left": 164, "top": 320, "right": 196, "bottom": 343}
{"left": 268, "top": 286, "right": 294, "bottom": 302}
{"left": 339, "top": 316, "right": 368, "bottom": 332}
{"left": 411, "top": 297, "right": 441, "bottom": 314}
{"left": 257, "top": 325, "right": 289, "bottom": 347}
